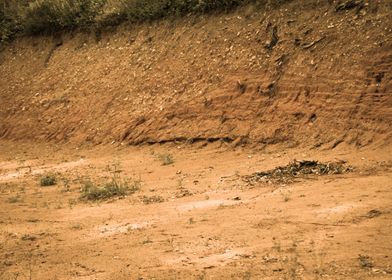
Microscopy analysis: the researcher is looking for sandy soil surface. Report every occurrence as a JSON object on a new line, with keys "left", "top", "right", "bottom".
{"left": 0, "top": 140, "right": 391, "bottom": 279}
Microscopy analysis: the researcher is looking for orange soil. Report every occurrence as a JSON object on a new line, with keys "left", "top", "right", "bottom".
{"left": 0, "top": 0, "right": 392, "bottom": 279}
{"left": 0, "top": 1, "right": 391, "bottom": 148}
{"left": 0, "top": 141, "right": 391, "bottom": 279}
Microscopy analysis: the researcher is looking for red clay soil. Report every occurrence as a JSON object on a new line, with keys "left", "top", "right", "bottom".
{"left": 0, "top": 1, "right": 392, "bottom": 280}
{"left": 0, "top": 0, "right": 391, "bottom": 148}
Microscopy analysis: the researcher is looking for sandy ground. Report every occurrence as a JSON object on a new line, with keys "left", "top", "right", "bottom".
{"left": 0, "top": 140, "right": 391, "bottom": 279}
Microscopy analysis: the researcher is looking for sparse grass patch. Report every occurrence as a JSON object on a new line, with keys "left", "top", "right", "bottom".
{"left": 40, "top": 174, "right": 56, "bottom": 186}
{"left": 158, "top": 153, "right": 174, "bottom": 165}
{"left": 71, "top": 223, "right": 83, "bottom": 230}
{"left": 61, "top": 178, "right": 71, "bottom": 192}
{"left": 175, "top": 187, "right": 192, "bottom": 198}
{"left": 141, "top": 195, "right": 165, "bottom": 204}
{"left": 7, "top": 195, "right": 20, "bottom": 203}
{"left": 68, "top": 198, "right": 77, "bottom": 208}
{"left": 21, "top": 234, "right": 37, "bottom": 241}
{"left": 80, "top": 180, "right": 126, "bottom": 201}
{"left": 80, "top": 177, "right": 140, "bottom": 201}
{"left": 142, "top": 237, "right": 153, "bottom": 244}
{"left": 358, "top": 254, "right": 373, "bottom": 268}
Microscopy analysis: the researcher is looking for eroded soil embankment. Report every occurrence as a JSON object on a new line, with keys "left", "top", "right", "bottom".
{"left": 0, "top": 0, "right": 391, "bottom": 148}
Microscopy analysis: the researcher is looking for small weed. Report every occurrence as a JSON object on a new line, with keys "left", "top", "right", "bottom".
{"left": 55, "top": 203, "right": 64, "bottom": 209}
{"left": 68, "top": 198, "right": 77, "bottom": 209}
{"left": 142, "top": 237, "right": 153, "bottom": 244}
{"left": 176, "top": 178, "right": 184, "bottom": 188}
{"left": 7, "top": 196, "right": 20, "bottom": 203}
{"left": 272, "top": 237, "right": 281, "bottom": 252}
{"left": 61, "top": 178, "right": 71, "bottom": 192}
{"left": 40, "top": 175, "right": 56, "bottom": 186}
{"left": 41, "top": 202, "right": 49, "bottom": 209}
{"left": 281, "top": 190, "right": 291, "bottom": 202}
{"left": 175, "top": 188, "right": 192, "bottom": 198}
{"left": 71, "top": 223, "right": 83, "bottom": 230}
{"left": 29, "top": 202, "right": 38, "bottom": 209}
{"left": 141, "top": 195, "right": 165, "bottom": 204}
{"left": 358, "top": 254, "right": 373, "bottom": 268}
{"left": 158, "top": 153, "right": 174, "bottom": 166}
{"left": 21, "top": 234, "right": 36, "bottom": 241}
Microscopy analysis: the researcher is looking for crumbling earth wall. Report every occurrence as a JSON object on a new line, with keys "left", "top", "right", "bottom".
{"left": 0, "top": 0, "right": 391, "bottom": 148}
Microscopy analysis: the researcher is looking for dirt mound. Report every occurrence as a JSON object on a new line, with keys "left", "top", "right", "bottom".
{"left": 0, "top": 0, "right": 391, "bottom": 149}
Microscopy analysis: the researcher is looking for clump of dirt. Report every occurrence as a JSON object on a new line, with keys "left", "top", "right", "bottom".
{"left": 244, "top": 160, "right": 352, "bottom": 185}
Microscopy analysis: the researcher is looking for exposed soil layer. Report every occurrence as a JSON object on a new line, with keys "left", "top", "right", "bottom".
{"left": 0, "top": 0, "right": 391, "bottom": 148}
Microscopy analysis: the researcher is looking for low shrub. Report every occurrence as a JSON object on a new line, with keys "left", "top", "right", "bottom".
{"left": 0, "top": 0, "right": 26, "bottom": 42}
{"left": 40, "top": 174, "right": 57, "bottom": 186}
{"left": 80, "top": 177, "right": 140, "bottom": 201}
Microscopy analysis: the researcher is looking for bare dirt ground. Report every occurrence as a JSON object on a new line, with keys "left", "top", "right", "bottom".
{"left": 0, "top": 1, "right": 391, "bottom": 279}
{"left": 0, "top": 140, "right": 391, "bottom": 279}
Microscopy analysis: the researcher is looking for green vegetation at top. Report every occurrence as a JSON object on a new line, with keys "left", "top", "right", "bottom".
{"left": 0, "top": 0, "right": 290, "bottom": 42}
